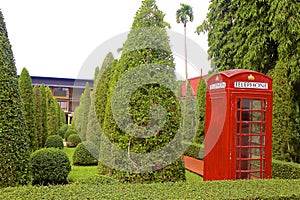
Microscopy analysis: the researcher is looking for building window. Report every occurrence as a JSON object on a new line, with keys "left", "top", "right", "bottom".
{"left": 53, "top": 87, "right": 69, "bottom": 98}
{"left": 58, "top": 101, "right": 68, "bottom": 111}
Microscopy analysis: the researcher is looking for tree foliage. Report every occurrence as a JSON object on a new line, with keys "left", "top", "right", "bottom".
{"left": 75, "top": 82, "right": 91, "bottom": 141}
{"left": 87, "top": 57, "right": 114, "bottom": 148}
{"left": 39, "top": 84, "right": 48, "bottom": 147}
{"left": 0, "top": 10, "right": 31, "bottom": 187}
{"left": 45, "top": 87, "right": 58, "bottom": 136}
{"left": 18, "top": 67, "right": 38, "bottom": 152}
{"left": 197, "top": 0, "right": 300, "bottom": 162}
{"left": 97, "top": 0, "right": 185, "bottom": 183}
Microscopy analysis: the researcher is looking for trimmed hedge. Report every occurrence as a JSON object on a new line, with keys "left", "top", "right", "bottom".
{"left": 64, "top": 128, "right": 77, "bottom": 141}
{"left": 67, "top": 134, "right": 81, "bottom": 147}
{"left": 73, "top": 141, "right": 98, "bottom": 166}
{"left": 44, "top": 135, "right": 63, "bottom": 149}
{"left": 1, "top": 179, "right": 300, "bottom": 199}
{"left": 30, "top": 148, "right": 71, "bottom": 185}
{"left": 272, "top": 159, "right": 300, "bottom": 179}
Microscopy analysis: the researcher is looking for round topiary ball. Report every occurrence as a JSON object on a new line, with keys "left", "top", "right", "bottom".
{"left": 64, "top": 128, "right": 77, "bottom": 141}
{"left": 73, "top": 141, "right": 98, "bottom": 166}
{"left": 31, "top": 148, "right": 71, "bottom": 185}
{"left": 67, "top": 134, "right": 81, "bottom": 147}
{"left": 45, "top": 135, "right": 63, "bottom": 149}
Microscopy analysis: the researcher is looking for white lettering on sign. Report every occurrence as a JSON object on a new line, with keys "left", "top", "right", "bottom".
{"left": 234, "top": 82, "right": 268, "bottom": 89}
{"left": 210, "top": 82, "right": 226, "bottom": 90}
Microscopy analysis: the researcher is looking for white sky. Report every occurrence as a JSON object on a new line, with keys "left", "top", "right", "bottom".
{"left": 1, "top": 0, "right": 211, "bottom": 79}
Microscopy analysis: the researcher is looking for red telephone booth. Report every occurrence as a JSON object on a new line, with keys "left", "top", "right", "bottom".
{"left": 204, "top": 69, "right": 273, "bottom": 181}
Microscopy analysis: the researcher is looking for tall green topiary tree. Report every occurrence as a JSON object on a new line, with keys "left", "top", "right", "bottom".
{"left": 45, "top": 87, "right": 58, "bottom": 136}
{"left": 39, "top": 83, "right": 48, "bottom": 147}
{"left": 33, "top": 85, "right": 43, "bottom": 149}
{"left": 97, "top": 0, "right": 186, "bottom": 183}
{"left": 76, "top": 82, "right": 91, "bottom": 141}
{"left": 88, "top": 53, "right": 115, "bottom": 147}
{"left": 19, "top": 67, "right": 38, "bottom": 152}
{"left": 0, "top": 10, "right": 31, "bottom": 187}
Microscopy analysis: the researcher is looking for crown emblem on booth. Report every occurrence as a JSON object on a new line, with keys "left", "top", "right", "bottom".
{"left": 248, "top": 74, "right": 255, "bottom": 81}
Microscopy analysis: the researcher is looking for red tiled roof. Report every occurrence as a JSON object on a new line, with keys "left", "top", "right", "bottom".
{"left": 181, "top": 75, "right": 208, "bottom": 97}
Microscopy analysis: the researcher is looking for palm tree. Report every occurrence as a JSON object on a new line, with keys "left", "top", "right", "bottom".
{"left": 176, "top": 3, "right": 194, "bottom": 89}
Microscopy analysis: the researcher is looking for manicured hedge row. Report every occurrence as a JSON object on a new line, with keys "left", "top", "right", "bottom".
{"left": 272, "top": 159, "right": 300, "bottom": 179}
{"left": 1, "top": 179, "right": 300, "bottom": 199}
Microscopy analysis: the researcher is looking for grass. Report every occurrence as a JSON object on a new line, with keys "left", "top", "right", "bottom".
{"left": 63, "top": 147, "right": 98, "bottom": 182}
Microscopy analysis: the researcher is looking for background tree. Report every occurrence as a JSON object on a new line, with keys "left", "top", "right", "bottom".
{"left": 33, "top": 85, "right": 43, "bottom": 148}
{"left": 87, "top": 54, "right": 114, "bottom": 148}
{"left": 39, "top": 83, "right": 48, "bottom": 147}
{"left": 18, "top": 67, "right": 38, "bottom": 152}
{"left": 0, "top": 10, "right": 31, "bottom": 187}
{"left": 176, "top": 3, "right": 193, "bottom": 88}
{"left": 197, "top": 0, "right": 300, "bottom": 162}
{"left": 98, "top": 0, "right": 185, "bottom": 183}
{"left": 76, "top": 82, "right": 91, "bottom": 141}
{"left": 45, "top": 86, "right": 58, "bottom": 136}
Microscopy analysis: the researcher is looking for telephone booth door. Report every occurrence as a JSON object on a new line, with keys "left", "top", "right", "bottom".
{"left": 233, "top": 95, "right": 272, "bottom": 179}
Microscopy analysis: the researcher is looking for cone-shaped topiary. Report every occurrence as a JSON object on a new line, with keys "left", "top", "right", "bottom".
{"left": 19, "top": 67, "right": 38, "bottom": 152}
{"left": 45, "top": 135, "right": 64, "bottom": 149}
{"left": 39, "top": 84, "right": 48, "bottom": 147}
{"left": 97, "top": 0, "right": 186, "bottom": 183}
{"left": 87, "top": 54, "right": 115, "bottom": 148}
{"left": 30, "top": 148, "right": 71, "bottom": 185}
{"left": 0, "top": 10, "right": 31, "bottom": 187}
{"left": 45, "top": 87, "right": 58, "bottom": 136}
{"left": 73, "top": 141, "right": 98, "bottom": 166}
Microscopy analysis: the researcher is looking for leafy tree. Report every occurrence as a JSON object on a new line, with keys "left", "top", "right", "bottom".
{"left": 0, "top": 10, "right": 31, "bottom": 187}
{"left": 19, "top": 67, "right": 38, "bottom": 152}
{"left": 197, "top": 0, "right": 300, "bottom": 162}
{"left": 39, "top": 83, "right": 48, "bottom": 147}
{"left": 98, "top": 0, "right": 185, "bottom": 183}
{"left": 45, "top": 87, "right": 58, "bottom": 136}
{"left": 95, "top": 54, "right": 115, "bottom": 130}
{"left": 76, "top": 82, "right": 91, "bottom": 141}
{"left": 271, "top": 65, "right": 299, "bottom": 162}
{"left": 33, "top": 85, "right": 43, "bottom": 148}
{"left": 176, "top": 3, "right": 193, "bottom": 88}
{"left": 87, "top": 58, "right": 114, "bottom": 148}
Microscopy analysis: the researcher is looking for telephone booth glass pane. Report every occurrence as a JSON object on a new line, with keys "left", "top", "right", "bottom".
{"left": 236, "top": 98, "right": 266, "bottom": 179}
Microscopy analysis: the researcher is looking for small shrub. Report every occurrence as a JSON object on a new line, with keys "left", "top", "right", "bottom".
{"left": 73, "top": 141, "right": 98, "bottom": 166}
{"left": 64, "top": 128, "right": 77, "bottom": 141}
{"left": 57, "top": 124, "right": 68, "bottom": 139}
{"left": 272, "top": 159, "right": 300, "bottom": 179}
{"left": 45, "top": 135, "right": 63, "bottom": 149}
{"left": 67, "top": 134, "right": 81, "bottom": 147}
{"left": 30, "top": 148, "right": 71, "bottom": 185}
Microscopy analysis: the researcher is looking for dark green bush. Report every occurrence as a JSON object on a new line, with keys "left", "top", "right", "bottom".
{"left": 73, "top": 141, "right": 98, "bottom": 166}
{"left": 44, "top": 135, "right": 63, "bottom": 149}
{"left": 1, "top": 178, "right": 300, "bottom": 199}
{"left": 64, "top": 128, "right": 77, "bottom": 141}
{"left": 57, "top": 124, "right": 68, "bottom": 139}
{"left": 30, "top": 148, "right": 71, "bottom": 185}
{"left": 272, "top": 159, "right": 300, "bottom": 179}
{"left": 67, "top": 134, "right": 81, "bottom": 147}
